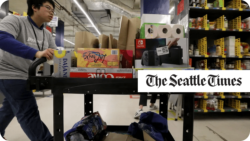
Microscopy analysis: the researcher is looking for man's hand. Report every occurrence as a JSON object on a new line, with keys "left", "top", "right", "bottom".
{"left": 35, "top": 48, "right": 54, "bottom": 60}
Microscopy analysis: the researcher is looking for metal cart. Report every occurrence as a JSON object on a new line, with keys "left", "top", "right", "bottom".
{"left": 27, "top": 58, "right": 194, "bottom": 141}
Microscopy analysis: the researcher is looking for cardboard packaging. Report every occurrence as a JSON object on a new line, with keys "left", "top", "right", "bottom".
{"left": 70, "top": 68, "right": 133, "bottom": 78}
{"left": 118, "top": 16, "right": 141, "bottom": 55}
{"left": 120, "top": 50, "right": 133, "bottom": 68}
{"left": 53, "top": 50, "right": 72, "bottom": 78}
{"left": 118, "top": 16, "right": 129, "bottom": 50}
{"left": 75, "top": 31, "right": 99, "bottom": 50}
{"left": 99, "top": 34, "right": 109, "bottom": 48}
{"left": 126, "top": 18, "right": 141, "bottom": 54}
{"left": 77, "top": 48, "right": 120, "bottom": 68}
{"left": 109, "top": 34, "right": 118, "bottom": 49}
{"left": 102, "top": 131, "right": 155, "bottom": 141}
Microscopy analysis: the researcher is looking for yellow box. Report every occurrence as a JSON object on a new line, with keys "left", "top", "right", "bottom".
{"left": 77, "top": 48, "right": 120, "bottom": 68}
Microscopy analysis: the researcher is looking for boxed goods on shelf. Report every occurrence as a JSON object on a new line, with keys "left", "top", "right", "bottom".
{"left": 77, "top": 48, "right": 120, "bottom": 68}
{"left": 225, "top": 36, "right": 235, "bottom": 56}
{"left": 70, "top": 68, "right": 133, "bottom": 78}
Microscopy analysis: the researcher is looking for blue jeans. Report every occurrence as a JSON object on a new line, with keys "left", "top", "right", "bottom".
{"left": 0, "top": 80, "right": 53, "bottom": 141}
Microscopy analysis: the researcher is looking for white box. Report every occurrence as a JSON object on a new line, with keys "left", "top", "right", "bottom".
{"left": 225, "top": 36, "right": 235, "bottom": 47}
{"left": 226, "top": 45, "right": 235, "bottom": 56}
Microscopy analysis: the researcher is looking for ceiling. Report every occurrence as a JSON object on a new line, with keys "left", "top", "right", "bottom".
{"left": 9, "top": 0, "right": 140, "bottom": 49}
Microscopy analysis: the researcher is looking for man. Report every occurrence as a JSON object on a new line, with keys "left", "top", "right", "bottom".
{"left": 0, "top": 0, "right": 57, "bottom": 140}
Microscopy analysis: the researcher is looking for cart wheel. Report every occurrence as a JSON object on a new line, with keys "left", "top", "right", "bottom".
{"left": 175, "top": 119, "right": 178, "bottom": 121}
{"left": 141, "top": 59, "right": 144, "bottom": 65}
{"left": 179, "top": 116, "right": 182, "bottom": 119}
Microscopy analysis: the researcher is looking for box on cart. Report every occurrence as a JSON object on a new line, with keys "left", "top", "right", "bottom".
{"left": 53, "top": 50, "right": 72, "bottom": 78}
{"left": 70, "top": 68, "right": 133, "bottom": 78}
{"left": 77, "top": 48, "right": 120, "bottom": 68}
{"left": 120, "top": 50, "right": 133, "bottom": 68}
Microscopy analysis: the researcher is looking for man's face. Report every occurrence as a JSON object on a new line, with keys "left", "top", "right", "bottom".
{"left": 33, "top": 2, "right": 54, "bottom": 22}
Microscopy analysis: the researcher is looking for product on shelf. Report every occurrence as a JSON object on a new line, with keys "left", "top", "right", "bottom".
{"left": 196, "top": 17, "right": 203, "bottom": 28}
{"left": 207, "top": 92, "right": 214, "bottom": 96}
{"left": 241, "top": 42, "right": 250, "bottom": 55}
{"left": 195, "top": 49, "right": 199, "bottom": 55}
{"left": 216, "top": 45, "right": 222, "bottom": 56}
{"left": 195, "top": 93, "right": 204, "bottom": 96}
{"left": 195, "top": 101, "right": 199, "bottom": 109}
{"left": 195, "top": 60, "right": 205, "bottom": 69}
{"left": 213, "top": 0, "right": 224, "bottom": 8}
{"left": 225, "top": 36, "right": 235, "bottom": 56}
{"left": 189, "top": 18, "right": 196, "bottom": 28}
{"left": 207, "top": 3, "right": 213, "bottom": 7}
{"left": 243, "top": 18, "right": 250, "bottom": 29}
{"left": 240, "top": 103, "right": 248, "bottom": 109}
{"left": 224, "top": 16, "right": 228, "bottom": 29}
{"left": 242, "top": 60, "right": 250, "bottom": 70}
{"left": 208, "top": 45, "right": 216, "bottom": 56}
{"left": 206, "top": 98, "right": 218, "bottom": 110}
{"left": 209, "top": 22, "right": 215, "bottom": 29}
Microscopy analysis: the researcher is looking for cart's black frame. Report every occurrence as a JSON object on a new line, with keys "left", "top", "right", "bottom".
{"left": 27, "top": 58, "right": 194, "bottom": 141}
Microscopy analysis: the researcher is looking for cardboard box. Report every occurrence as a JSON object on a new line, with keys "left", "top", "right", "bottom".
{"left": 113, "top": 38, "right": 118, "bottom": 49}
{"left": 75, "top": 31, "right": 99, "bottom": 50}
{"left": 126, "top": 17, "right": 141, "bottom": 54}
{"left": 99, "top": 34, "right": 109, "bottom": 48}
{"left": 120, "top": 50, "right": 133, "bottom": 68}
{"left": 70, "top": 68, "right": 133, "bottom": 78}
{"left": 118, "top": 16, "right": 129, "bottom": 50}
{"left": 102, "top": 132, "right": 155, "bottom": 141}
{"left": 53, "top": 50, "right": 72, "bottom": 78}
{"left": 118, "top": 16, "right": 141, "bottom": 53}
{"left": 109, "top": 34, "right": 114, "bottom": 49}
{"left": 77, "top": 48, "right": 120, "bottom": 68}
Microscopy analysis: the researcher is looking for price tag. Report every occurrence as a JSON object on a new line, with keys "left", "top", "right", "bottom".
{"left": 156, "top": 46, "right": 169, "bottom": 56}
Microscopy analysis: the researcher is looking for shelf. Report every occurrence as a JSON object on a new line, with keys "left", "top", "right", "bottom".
{"left": 190, "top": 28, "right": 250, "bottom": 32}
{"left": 190, "top": 55, "right": 250, "bottom": 59}
{"left": 190, "top": 6, "right": 250, "bottom": 12}
{"left": 189, "top": 6, "right": 250, "bottom": 21}
{"left": 195, "top": 95, "right": 250, "bottom": 99}
{"left": 194, "top": 108, "right": 250, "bottom": 113}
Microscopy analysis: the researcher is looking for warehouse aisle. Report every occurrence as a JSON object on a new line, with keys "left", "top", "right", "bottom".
{"left": 1, "top": 94, "right": 250, "bottom": 141}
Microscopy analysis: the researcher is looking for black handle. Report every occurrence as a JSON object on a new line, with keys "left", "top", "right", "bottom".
{"left": 28, "top": 57, "right": 47, "bottom": 77}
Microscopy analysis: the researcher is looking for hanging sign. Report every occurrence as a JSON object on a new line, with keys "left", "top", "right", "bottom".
{"left": 47, "top": 16, "right": 58, "bottom": 27}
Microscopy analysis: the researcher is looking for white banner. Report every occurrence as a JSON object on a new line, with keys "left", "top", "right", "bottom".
{"left": 138, "top": 70, "right": 250, "bottom": 92}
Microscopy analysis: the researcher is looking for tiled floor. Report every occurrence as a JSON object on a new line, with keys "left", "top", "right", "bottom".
{"left": 1, "top": 94, "right": 250, "bottom": 141}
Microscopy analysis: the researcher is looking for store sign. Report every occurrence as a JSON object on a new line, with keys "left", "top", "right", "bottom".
{"left": 47, "top": 16, "right": 58, "bottom": 27}
{"left": 138, "top": 70, "right": 250, "bottom": 92}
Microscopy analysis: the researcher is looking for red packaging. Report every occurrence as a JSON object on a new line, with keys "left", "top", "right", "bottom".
{"left": 70, "top": 68, "right": 133, "bottom": 78}
{"left": 120, "top": 50, "right": 133, "bottom": 68}
{"left": 242, "top": 22, "right": 247, "bottom": 29}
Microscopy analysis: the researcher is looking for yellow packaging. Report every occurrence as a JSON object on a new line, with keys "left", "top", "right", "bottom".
{"left": 77, "top": 48, "right": 120, "bottom": 68}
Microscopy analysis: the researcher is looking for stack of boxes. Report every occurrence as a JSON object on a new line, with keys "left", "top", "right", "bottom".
{"left": 225, "top": 36, "right": 235, "bottom": 57}
{"left": 54, "top": 16, "right": 141, "bottom": 79}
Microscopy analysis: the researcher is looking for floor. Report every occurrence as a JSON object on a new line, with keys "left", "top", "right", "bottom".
{"left": 1, "top": 93, "right": 250, "bottom": 141}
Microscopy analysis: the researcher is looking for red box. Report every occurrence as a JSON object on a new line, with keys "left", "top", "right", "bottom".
{"left": 120, "top": 50, "right": 133, "bottom": 68}
{"left": 70, "top": 68, "right": 133, "bottom": 78}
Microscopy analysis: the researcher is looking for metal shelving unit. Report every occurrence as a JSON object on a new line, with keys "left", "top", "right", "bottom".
{"left": 187, "top": 0, "right": 250, "bottom": 114}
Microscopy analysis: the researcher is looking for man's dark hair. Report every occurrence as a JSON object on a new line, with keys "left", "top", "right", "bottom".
{"left": 27, "top": 0, "right": 55, "bottom": 16}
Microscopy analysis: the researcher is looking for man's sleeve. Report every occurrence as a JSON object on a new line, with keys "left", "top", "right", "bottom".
{"left": 0, "top": 15, "right": 38, "bottom": 60}
{"left": 0, "top": 15, "right": 20, "bottom": 38}
{"left": 0, "top": 31, "right": 38, "bottom": 60}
